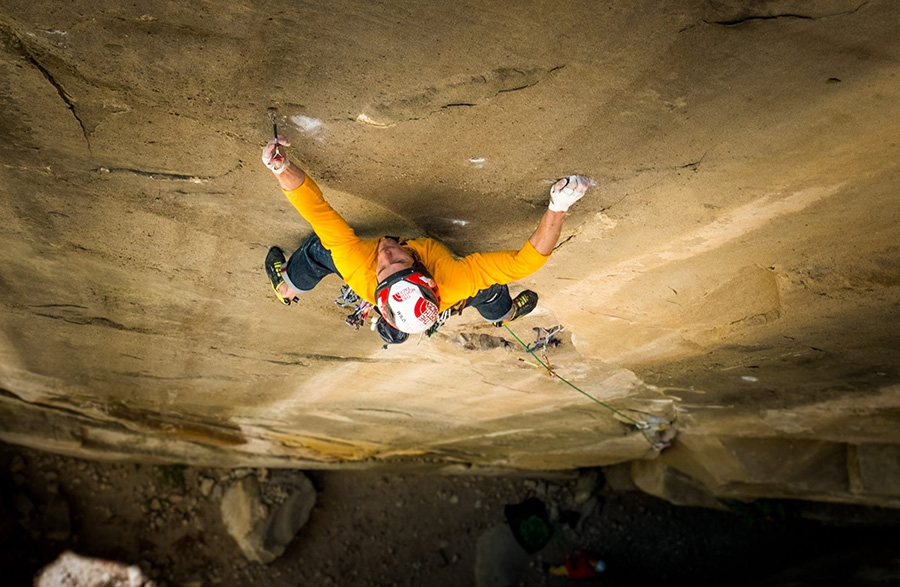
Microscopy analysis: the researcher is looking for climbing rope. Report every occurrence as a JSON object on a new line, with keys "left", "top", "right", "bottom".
{"left": 502, "top": 324, "right": 659, "bottom": 449}
{"left": 333, "top": 284, "right": 667, "bottom": 452}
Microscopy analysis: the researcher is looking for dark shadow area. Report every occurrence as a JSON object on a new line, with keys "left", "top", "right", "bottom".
{"left": 2, "top": 441, "right": 899, "bottom": 586}
{"left": 552, "top": 492, "right": 900, "bottom": 587}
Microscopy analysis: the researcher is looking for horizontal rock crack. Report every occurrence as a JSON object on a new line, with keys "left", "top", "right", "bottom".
{"left": 706, "top": 3, "right": 868, "bottom": 26}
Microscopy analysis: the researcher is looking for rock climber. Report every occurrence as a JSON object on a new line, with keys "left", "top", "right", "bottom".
{"left": 261, "top": 135, "right": 592, "bottom": 344}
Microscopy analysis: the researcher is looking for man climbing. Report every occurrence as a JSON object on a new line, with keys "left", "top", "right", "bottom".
{"left": 262, "top": 135, "right": 591, "bottom": 344}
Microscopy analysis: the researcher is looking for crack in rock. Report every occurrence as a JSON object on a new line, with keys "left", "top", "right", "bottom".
{"left": 680, "top": 152, "right": 707, "bottom": 172}
{"left": 101, "top": 167, "right": 213, "bottom": 182}
{"left": 708, "top": 13, "right": 815, "bottom": 25}
{"left": 281, "top": 352, "right": 437, "bottom": 365}
{"left": 32, "top": 312, "right": 150, "bottom": 334}
{"left": 29, "top": 56, "right": 90, "bottom": 149}
{"left": 553, "top": 234, "right": 576, "bottom": 252}
{"left": 358, "top": 66, "right": 556, "bottom": 125}
{"left": 0, "top": 18, "right": 91, "bottom": 149}
{"left": 114, "top": 371, "right": 238, "bottom": 382}
{"left": 99, "top": 163, "right": 243, "bottom": 182}
{"left": 497, "top": 82, "right": 540, "bottom": 94}
{"left": 351, "top": 408, "right": 414, "bottom": 418}
{"left": 706, "top": 2, "right": 868, "bottom": 26}
{"left": 0, "top": 387, "right": 113, "bottom": 423}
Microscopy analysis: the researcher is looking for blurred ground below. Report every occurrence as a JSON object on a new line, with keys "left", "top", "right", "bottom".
{"left": 3, "top": 442, "right": 900, "bottom": 587}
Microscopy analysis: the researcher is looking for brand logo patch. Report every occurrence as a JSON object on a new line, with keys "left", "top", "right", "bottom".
{"left": 415, "top": 298, "right": 438, "bottom": 323}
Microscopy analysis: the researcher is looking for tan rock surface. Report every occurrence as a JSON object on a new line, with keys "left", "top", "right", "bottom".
{"left": 1, "top": 1, "right": 898, "bottom": 506}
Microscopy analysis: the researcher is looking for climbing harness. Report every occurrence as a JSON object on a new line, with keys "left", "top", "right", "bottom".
{"left": 502, "top": 324, "right": 673, "bottom": 454}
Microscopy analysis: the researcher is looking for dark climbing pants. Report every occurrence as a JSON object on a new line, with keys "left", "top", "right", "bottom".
{"left": 283, "top": 233, "right": 343, "bottom": 292}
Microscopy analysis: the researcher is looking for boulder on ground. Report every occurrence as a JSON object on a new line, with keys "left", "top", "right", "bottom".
{"left": 34, "top": 551, "right": 153, "bottom": 587}
{"left": 220, "top": 470, "right": 317, "bottom": 563}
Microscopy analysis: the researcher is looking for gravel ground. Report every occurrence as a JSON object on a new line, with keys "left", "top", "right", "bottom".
{"left": 2, "top": 442, "right": 898, "bottom": 587}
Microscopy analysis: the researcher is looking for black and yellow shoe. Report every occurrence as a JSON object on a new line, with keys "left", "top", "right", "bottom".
{"left": 495, "top": 290, "right": 538, "bottom": 326}
{"left": 265, "top": 246, "right": 297, "bottom": 306}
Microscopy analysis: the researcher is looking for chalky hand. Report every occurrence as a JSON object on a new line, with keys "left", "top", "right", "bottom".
{"left": 262, "top": 136, "right": 292, "bottom": 174}
{"left": 549, "top": 175, "right": 593, "bottom": 212}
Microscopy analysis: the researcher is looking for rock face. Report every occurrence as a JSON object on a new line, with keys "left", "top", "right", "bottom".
{"left": 0, "top": 0, "right": 899, "bottom": 509}
{"left": 221, "top": 471, "right": 316, "bottom": 563}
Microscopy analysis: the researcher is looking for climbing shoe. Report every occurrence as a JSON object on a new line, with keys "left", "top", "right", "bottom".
{"left": 265, "top": 246, "right": 297, "bottom": 306}
{"left": 495, "top": 290, "right": 538, "bottom": 326}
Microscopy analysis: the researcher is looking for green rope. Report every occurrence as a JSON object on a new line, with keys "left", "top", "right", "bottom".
{"left": 503, "top": 324, "right": 657, "bottom": 448}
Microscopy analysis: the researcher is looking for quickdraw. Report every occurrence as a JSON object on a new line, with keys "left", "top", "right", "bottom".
{"left": 527, "top": 325, "right": 564, "bottom": 373}
{"left": 345, "top": 301, "right": 372, "bottom": 330}
{"left": 335, "top": 285, "right": 371, "bottom": 330}
{"left": 526, "top": 326, "right": 564, "bottom": 353}
{"left": 334, "top": 284, "right": 360, "bottom": 308}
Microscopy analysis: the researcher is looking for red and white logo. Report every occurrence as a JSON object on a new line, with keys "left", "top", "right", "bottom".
{"left": 415, "top": 298, "right": 438, "bottom": 322}
{"left": 391, "top": 284, "right": 417, "bottom": 303}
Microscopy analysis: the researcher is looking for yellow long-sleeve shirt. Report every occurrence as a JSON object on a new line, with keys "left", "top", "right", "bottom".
{"left": 283, "top": 176, "right": 549, "bottom": 311}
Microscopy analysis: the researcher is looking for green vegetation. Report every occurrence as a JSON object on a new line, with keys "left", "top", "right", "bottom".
{"left": 158, "top": 463, "right": 189, "bottom": 487}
